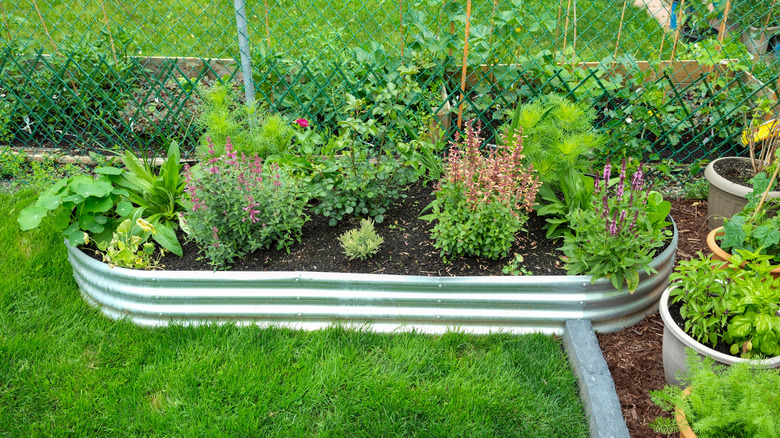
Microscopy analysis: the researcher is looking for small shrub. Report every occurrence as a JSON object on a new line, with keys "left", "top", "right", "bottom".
{"left": 183, "top": 137, "right": 309, "bottom": 269}
{"left": 503, "top": 94, "right": 601, "bottom": 183}
{"left": 338, "top": 219, "right": 384, "bottom": 261}
{"left": 196, "top": 82, "right": 294, "bottom": 158}
{"left": 683, "top": 178, "right": 708, "bottom": 200}
{"left": 421, "top": 121, "right": 541, "bottom": 260}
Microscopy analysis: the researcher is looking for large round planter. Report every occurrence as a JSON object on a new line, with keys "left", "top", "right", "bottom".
{"left": 65, "top": 220, "right": 678, "bottom": 334}
{"left": 659, "top": 285, "right": 780, "bottom": 387}
{"left": 706, "top": 227, "right": 780, "bottom": 277}
{"left": 741, "top": 25, "right": 780, "bottom": 54}
{"left": 704, "top": 157, "right": 780, "bottom": 230}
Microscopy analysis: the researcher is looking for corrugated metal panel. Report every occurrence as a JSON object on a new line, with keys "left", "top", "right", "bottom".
{"left": 68, "top": 221, "right": 677, "bottom": 334}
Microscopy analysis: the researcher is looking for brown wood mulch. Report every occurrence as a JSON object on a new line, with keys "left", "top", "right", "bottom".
{"left": 597, "top": 197, "right": 710, "bottom": 438}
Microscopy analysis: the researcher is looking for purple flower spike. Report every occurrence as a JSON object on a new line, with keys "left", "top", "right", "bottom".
{"left": 602, "top": 160, "right": 612, "bottom": 182}
{"left": 631, "top": 164, "right": 644, "bottom": 191}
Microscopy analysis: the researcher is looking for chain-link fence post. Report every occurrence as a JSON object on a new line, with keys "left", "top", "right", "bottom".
{"left": 233, "top": 0, "right": 255, "bottom": 106}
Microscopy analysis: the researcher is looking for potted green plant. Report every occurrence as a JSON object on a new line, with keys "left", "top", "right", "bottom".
{"left": 678, "top": 0, "right": 724, "bottom": 42}
{"left": 704, "top": 99, "right": 780, "bottom": 229}
{"left": 707, "top": 149, "right": 780, "bottom": 275}
{"left": 649, "top": 350, "right": 780, "bottom": 437}
{"left": 734, "top": 0, "right": 780, "bottom": 54}
{"left": 659, "top": 253, "right": 780, "bottom": 387}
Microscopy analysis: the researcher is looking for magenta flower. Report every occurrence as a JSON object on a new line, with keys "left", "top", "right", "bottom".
{"left": 295, "top": 118, "right": 309, "bottom": 128}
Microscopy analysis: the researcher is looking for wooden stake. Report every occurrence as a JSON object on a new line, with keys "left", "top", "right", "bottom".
{"left": 32, "top": 0, "right": 56, "bottom": 54}
{"left": 457, "top": 0, "right": 473, "bottom": 130}
{"left": 100, "top": 0, "right": 117, "bottom": 63}
{"left": 554, "top": 1, "right": 563, "bottom": 42}
{"left": 261, "top": 0, "right": 273, "bottom": 105}
{"left": 758, "top": 0, "right": 778, "bottom": 55}
{"left": 669, "top": 0, "right": 685, "bottom": 64}
{"left": 572, "top": 0, "right": 577, "bottom": 60}
{"left": 657, "top": 0, "right": 676, "bottom": 61}
{"left": 717, "top": 0, "right": 732, "bottom": 46}
{"left": 562, "top": 0, "right": 572, "bottom": 54}
{"left": 448, "top": 0, "right": 455, "bottom": 59}
{"left": 0, "top": 1, "right": 12, "bottom": 43}
{"left": 614, "top": 0, "right": 628, "bottom": 60}
{"left": 263, "top": 0, "right": 270, "bottom": 52}
{"left": 399, "top": 0, "right": 405, "bottom": 59}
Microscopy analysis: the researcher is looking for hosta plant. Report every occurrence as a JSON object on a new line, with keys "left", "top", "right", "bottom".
{"left": 103, "top": 141, "right": 187, "bottom": 256}
{"left": 421, "top": 121, "right": 541, "bottom": 260}
{"left": 183, "top": 137, "right": 309, "bottom": 269}
{"left": 561, "top": 159, "right": 672, "bottom": 292}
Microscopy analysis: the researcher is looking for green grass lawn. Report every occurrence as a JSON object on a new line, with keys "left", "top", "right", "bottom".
{"left": 6, "top": 0, "right": 672, "bottom": 61}
{"left": 0, "top": 189, "right": 589, "bottom": 437}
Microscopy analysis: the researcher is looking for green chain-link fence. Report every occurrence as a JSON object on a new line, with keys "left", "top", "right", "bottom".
{"left": 1, "top": 0, "right": 779, "bottom": 175}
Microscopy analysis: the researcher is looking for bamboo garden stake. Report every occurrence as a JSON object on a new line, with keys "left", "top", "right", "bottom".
{"left": 457, "top": 0, "right": 474, "bottom": 130}
{"left": 614, "top": 0, "right": 628, "bottom": 60}
{"left": 100, "top": 0, "right": 118, "bottom": 63}
{"left": 32, "top": 0, "right": 56, "bottom": 54}
{"left": 562, "top": 0, "right": 572, "bottom": 54}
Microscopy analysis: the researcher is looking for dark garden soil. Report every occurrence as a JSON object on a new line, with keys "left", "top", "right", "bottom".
{"left": 712, "top": 156, "right": 755, "bottom": 186}
{"left": 598, "top": 197, "right": 710, "bottom": 438}
{"left": 157, "top": 183, "right": 569, "bottom": 275}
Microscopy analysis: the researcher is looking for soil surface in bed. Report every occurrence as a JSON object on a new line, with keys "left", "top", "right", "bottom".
{"left": 157, "top": 182, "right": 571, "bottom": 275}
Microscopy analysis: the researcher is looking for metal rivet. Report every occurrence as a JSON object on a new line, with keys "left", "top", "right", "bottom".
{"left": 436, "top": 315, "right": 441, "bottom": 319}
{"left": 437, "top": 299, "right": 441, "bottom": 303}
{"left": 438, "top": 284, "right": 442, "bottom": 288}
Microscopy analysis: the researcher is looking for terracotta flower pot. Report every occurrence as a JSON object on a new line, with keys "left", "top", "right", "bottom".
{"left": 706, "top": 227, "right": 780, "bottom": 278}
{"left": 675, "top": 387, "right": 696, "bottom": 438}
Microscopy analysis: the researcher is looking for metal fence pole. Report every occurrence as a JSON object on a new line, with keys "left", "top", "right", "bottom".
{"left": 233, "top": 0, "right": 255, "bottom": 105}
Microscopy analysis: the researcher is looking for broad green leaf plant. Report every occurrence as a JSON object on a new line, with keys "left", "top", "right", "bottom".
{"left": 17, "top": 170, "right": 134, "bottom": 248}
{"left": 669, "top": 253, "right": 780, "bottom": 359}
{"left": 721, "top": 156, "right": 780, "bottom": 264}
{"left": 105, "top": 141, "right": 187, "bottom": 256}
{"left": 17, "top": 141, "right": 187, "bottom": 262}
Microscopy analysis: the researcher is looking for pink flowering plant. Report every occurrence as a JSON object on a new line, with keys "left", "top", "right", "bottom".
{"left": 420, "top": 121, "right": 541, "bottom": 260}
{"left": 560, "top": 159, "right": 672, "bottom": 293}
{"left": 183, "top": 137, "right": 309, "bottom": 269}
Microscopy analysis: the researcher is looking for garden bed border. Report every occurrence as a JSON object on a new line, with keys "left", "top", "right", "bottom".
{"left": 66, "top": 219, "right": 677, "bottom": 335}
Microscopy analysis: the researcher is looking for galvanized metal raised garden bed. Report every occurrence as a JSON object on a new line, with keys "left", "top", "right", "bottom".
{"left": 68, "top": 221, "right": 677, "bottom": 334}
